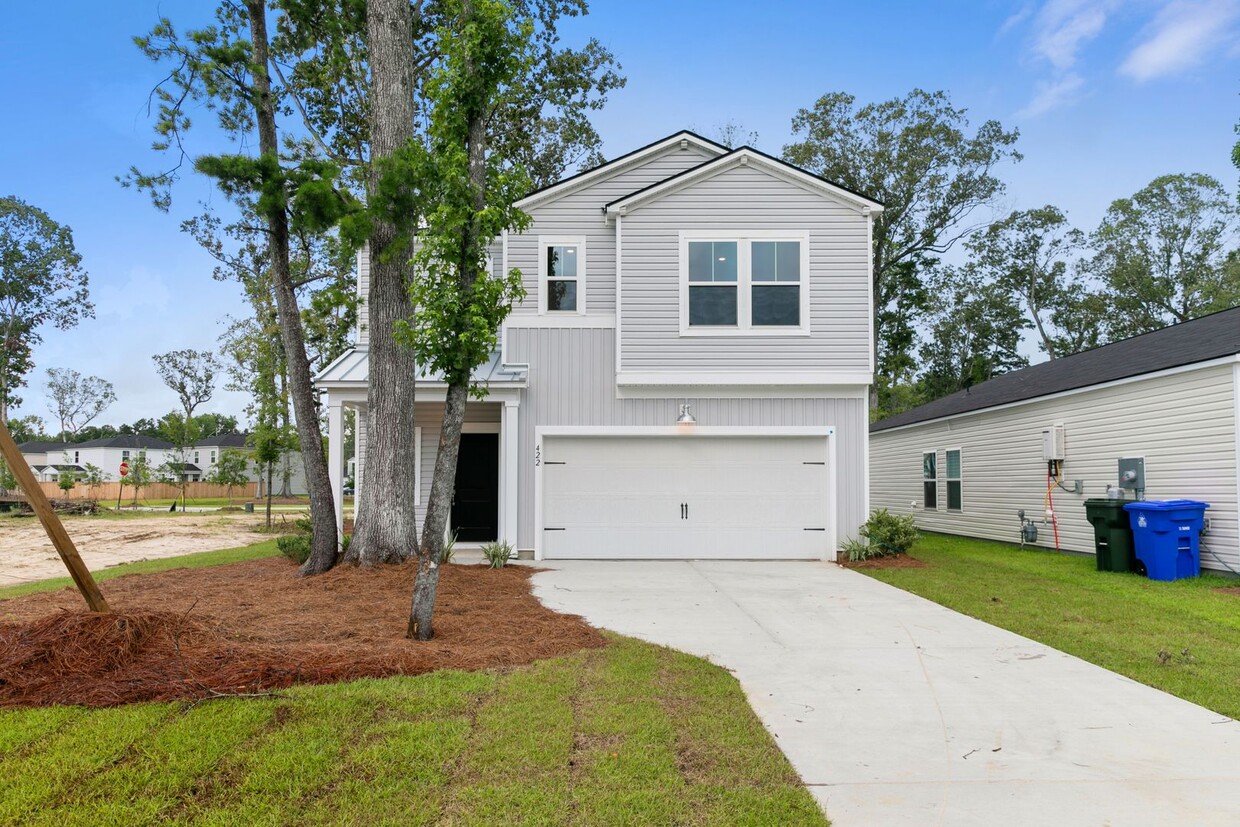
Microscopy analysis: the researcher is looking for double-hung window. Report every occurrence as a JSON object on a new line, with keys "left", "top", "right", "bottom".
{"left": 946, "top": 449, "right": 962, "bottom": 511}
{"left": 681, "top": 232, "right": 808, "bottom": 334}
{"left": 922, "top": 451, "right": 937, "bottom": 509}
{"left": 539, "top": 237, "right": 586, "bottom": 314}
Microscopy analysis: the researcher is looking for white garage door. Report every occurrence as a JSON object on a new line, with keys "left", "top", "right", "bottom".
{"left": 540, "top": 435, "right": 830, "bottom": 559}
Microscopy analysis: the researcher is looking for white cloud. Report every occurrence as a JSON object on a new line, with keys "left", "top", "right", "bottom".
{"left": 1017, "top": 73, "right": 1086, "bottom": 117}
{"left": 1120, "top": 0, "right": 1240, "bottom": 80}
{"left": 998, "top": 2, "right": 1038, "bottom": 37}
{"left": 1030, "top": 0, "right": 1119, "bottom": 69}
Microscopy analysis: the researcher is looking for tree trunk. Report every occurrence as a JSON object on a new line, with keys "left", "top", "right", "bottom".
{"left": 247, "top": 1, "right": 339, "bottom": 575}
{"left": 410, "top": 381, "right": 468, "bottom": 638}
{"left": 347, "top": 0, "right": 421, "bottom": 566}
{"left": 265, "top": 459, "right": 274, "bottom": 530}
{"left": 411, "top": 2, "right": 488, "bottom": 639}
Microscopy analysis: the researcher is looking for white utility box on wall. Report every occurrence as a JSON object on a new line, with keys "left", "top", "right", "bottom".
{"left": 1042, "top": 425, "right": 1066, "bottom": 461}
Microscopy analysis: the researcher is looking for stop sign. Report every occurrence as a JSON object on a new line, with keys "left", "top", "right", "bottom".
{"left": 119, "top": 462, "right": 130, "bottom": 478}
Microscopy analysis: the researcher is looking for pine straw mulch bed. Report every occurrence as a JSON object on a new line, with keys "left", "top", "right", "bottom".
{"left": 0, "top": 558, "right": 607, "bottom": 709}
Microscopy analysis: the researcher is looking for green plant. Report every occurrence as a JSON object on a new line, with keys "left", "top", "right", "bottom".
{"left": 439, "top": 532, "right": 457, "bottom": 565}
{"left": 859, "top": 508, "right": 920, "bottom": 556}
{"left": 480, "top": 540, "right": 513, "bottom": 569}
{"left": 276, "top": 534, "right": 311, "bottom": 564}
{"left": 840, "top": 536, "right": 874, "bottom": 562}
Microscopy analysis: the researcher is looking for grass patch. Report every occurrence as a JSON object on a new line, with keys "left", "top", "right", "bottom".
{"left": 0, "top": 637, "right": 824, "bottom": 826}
{"left": 0, "top": 540, "right": 280, "bottom": 600}
{"left": 860, "top": 533, "right": 1240, "bottom": 719}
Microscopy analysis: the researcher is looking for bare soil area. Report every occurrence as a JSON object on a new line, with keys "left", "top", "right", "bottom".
{"left": 0, "top": 557, "right": 607, "bottom": 708}
{"left": 0, "top": 512, "right": 275, "bottom": 587}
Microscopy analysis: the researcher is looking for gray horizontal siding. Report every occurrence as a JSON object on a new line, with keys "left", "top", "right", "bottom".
{"left": 870, "top": 364, "right": 1240, "bottom": 572}
{"left": 619, "top": 164, "right": 871, "bottom": 373}
{"left": 508, "top": 327, "right": 868, "bottom": 550}
{"left": 507, "top": 144, "right": 717, "bottom": 316}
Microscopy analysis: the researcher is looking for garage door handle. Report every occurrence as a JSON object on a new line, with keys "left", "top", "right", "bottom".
{"left": 680, "top": 502, "right": 688, "bottom": 520}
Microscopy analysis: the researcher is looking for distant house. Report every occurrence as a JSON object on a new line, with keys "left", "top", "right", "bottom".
{"left": 869, "top": 307, "right": 1240, "bottom": 573}
{"left": 73, "top": 435, "right": 175, "bottom": 481}
{"left": 16, "top": 441, "right": 73, "bottom": 482}
{"left": 192, "top": 433, "right": 308, "bottom": 496}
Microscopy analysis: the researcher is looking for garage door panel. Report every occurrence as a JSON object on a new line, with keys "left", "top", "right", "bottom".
{"left": 541, "top": 435, "right": 830, "bottom": 560}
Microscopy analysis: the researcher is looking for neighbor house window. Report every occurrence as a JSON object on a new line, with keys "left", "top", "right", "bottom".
{"left": 681, "top": 233, "right": 809, "bottom": 333}
{"left": 122, "top": 450, "right": 130, "bottom": 461}
{"left": 539, "top": 237, "right": 586, "bottom": 314}
{"left": 946, "top": 449, "right": 962, "bottom": 511}
{"left": 193, "top": 451, "right": 200, "bottom": 464}
{"left": 73, "top": 451, "right": 80, "bottom": 464}
{"left": 210, "top": 450, "right": 217, "bottom": 464}
{"left": 923, "top": 451, "right": 937, "bottom": 509}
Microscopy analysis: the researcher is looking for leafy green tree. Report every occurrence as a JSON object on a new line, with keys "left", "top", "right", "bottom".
{"left": 396, "top": 0, "right": 534, "bottom": 639}
{"left": 6, "top": 415, "right": 50, "bottom": 444}
{"left": 0, "top": 196, "right": 91, "bottom": 424}
{"left": 782, "top": 90, "right": 1021, "bottom": 408}
{"left": 56, "top": 470, "right": 77, "bottom": 497}
{"left": 918, "top": 265, "right": 1028, "bottom": 402}
{"left": 45, "top": 368, "right": 116, "bottom": 439}
{"left": 120, "top": 453, "right": 154, "bottom": 505}
{"left": 80, "top": 463, "right": 105, "bottom": 499}
{"left": 1089, "top": 173, "right": 1239, "bottom": 339}
{"left": 208, "top": 448, "right": 251, "bottom": 503}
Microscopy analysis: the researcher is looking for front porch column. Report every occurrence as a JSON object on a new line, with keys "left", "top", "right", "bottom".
{"left": 327, "top": 396, "right": 345, "bottom": 546}
{"left": 500, "top": 398, "right": 520, "bottom": 548}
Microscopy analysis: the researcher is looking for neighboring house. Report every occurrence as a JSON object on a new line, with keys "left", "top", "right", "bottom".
{"left": 318, "top": 130, "right": 882, "bottom": 559}
{"left": 193, "top": 433, "right": 309, "bottom": 496}
{"left": 71, "top": 435, "right": 175, "bottom": 481}
{"left": 15, "top": 441, "right": 73, "bottom": 482}
{"left": 869, "top": 307, "right": 1240, "bottom": 573}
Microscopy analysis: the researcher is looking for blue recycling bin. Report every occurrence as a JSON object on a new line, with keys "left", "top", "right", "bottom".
{"left": 1123, "top": 500, "right": 1210, "bottom": 581}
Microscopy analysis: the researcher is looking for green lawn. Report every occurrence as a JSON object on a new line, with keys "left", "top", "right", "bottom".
{"left": 0, "top": 541, "right": 281, "bottom": 600}
{"left": 860, "top": 533, "right": 1240, "bottom": 719}
{"left": 0, "top": 637, "right": 825, "bottom": 826}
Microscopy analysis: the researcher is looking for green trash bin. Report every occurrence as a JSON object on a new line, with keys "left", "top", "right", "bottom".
{"left": 1083, "top": 499, "right": 1136, "bottom": 573}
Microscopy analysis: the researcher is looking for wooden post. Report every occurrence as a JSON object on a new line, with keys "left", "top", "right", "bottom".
{"left": 0, "top": 419, "right": 110, "bottom": 612}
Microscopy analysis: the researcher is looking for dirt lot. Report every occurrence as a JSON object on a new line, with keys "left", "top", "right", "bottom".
{"left": 0, "top": 512, "right": 276, "bottom": 587}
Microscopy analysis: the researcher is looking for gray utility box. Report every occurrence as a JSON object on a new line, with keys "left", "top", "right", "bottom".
{"left": 1118, "top": 457, "right": 1146, "bottom": 495}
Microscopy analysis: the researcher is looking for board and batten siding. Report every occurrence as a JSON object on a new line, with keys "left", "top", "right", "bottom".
{"left": 618, "top": 164, "right": 871, "bottom": 374}
{"left": 356, "top": 245, "right": 369, "bottom": 345}
{"left": 507, "top": 144, "right": 717, "bottom": 316}
{"left": 870, "top": 363, "right": 1240, "bottom": 572}
{"left": 507, "top": 326, "right": 868, "bottom": 550}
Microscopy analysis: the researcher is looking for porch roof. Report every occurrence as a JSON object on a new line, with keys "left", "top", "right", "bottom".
{"left": 314, "top": 346, "right": 527, "bottom": 390}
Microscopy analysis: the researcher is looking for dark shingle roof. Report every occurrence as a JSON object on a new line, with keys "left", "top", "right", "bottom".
{"left": 193, "top": 433, "right": 248, "bottom": 448}
{"left": 871, "top": 306, "right": 1240, "bottom": 433}
{"left": 17, "top": 441, "right": 71, "bottom": 454}
{"left": 75, "top": 435, "right": 175, "bottom": 449}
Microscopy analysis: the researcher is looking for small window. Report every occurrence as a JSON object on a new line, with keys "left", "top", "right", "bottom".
{"left": 122, "top": 450, "right": 130, "bottom": 461}
{"left": 210, "top": 451, "right": 217, "bottom": 464}
{"left": 194, "top": 451, "right": 200, "bottom": 464}
{"left": 546, "top": 244, "right": 578, "bottom": 311}
{"left": 688, "top": 240, "right": 738, "bottom": 326}
{"left": 751, "top": 240, "right": 801, "bottom": 327}
{"left": 73, "top": 451, "right": 80, "bottom": 464}
{"left": 923, "top": 452, "right": 937, "bottom": 509}
{"left": 946, "top": 449, "right": 962, "bottom": 511}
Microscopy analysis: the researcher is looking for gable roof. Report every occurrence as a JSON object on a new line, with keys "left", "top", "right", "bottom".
{"left": 604, "top": 146, "right": 885, "bottom": 217}
{"left": 871, "top": 306, "right": 1240, "bottom": 433}
{"left": 514, "top": 130, "right": 728, "bottom": 210}
{"left": 17, "top": 441, "right": 71, "bottom": 454}
{"left": 75, "top": 434, "right": 175, "bottom": 449}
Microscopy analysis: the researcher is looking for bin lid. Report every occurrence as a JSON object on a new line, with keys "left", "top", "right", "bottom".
{"left": 1123, "top": 499, "right": 1210, "bottom": 511}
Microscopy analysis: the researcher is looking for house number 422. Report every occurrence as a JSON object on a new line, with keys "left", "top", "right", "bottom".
{"left": 534, "top": 445, "right": 541, "bottom": 467}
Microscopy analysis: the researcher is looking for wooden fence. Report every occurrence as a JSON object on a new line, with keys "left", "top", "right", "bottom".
{"left": 27, "top": 481, "right": 264, "bottom": 502}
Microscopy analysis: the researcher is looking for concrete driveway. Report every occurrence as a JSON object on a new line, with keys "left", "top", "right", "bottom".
{"left": 532, "top": 560, "right": 1240, "bottom": 826}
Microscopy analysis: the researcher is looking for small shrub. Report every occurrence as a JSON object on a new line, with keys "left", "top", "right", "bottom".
{"left": 859, "top": 508, "right": 920, "bottom": 556}
{"left": 480, "top": 540, "right": 513, "bottom": 569}
{"left": 439, "top": 533, "right": 457, "bottom": 565}
{"left": 840, "top": 537, "right": 874, "bottom": 562}
{"left": 277, "top": 534, "right": 311, "bottom": 564}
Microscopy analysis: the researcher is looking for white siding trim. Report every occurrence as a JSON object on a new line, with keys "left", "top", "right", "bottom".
{"left": 866, "top": 212, "right": 875, "bottom": 373}
{"left": 617, "top": 370, "right": 873, "bottom": 386}
{"left": 1234, "top": 362, "right": 1240, "bottom": 546}
{"left": 533, "top": 425, "right": 837, "bottom": 561}
{"left": 537, "top": 235, "right": 587, "bottom": 315}
{"left": 615, "top": 214, "right": 624, "bottom": 376}
{"left": 504, "top": 314, "right": 615, "bottom": 329}
{"left": 875, "top": 355, "right": 1240, "bottom": 435}
{"left": 616, "top": 384, "right": 870, "bottom": 400}
{"left": 863, "top": 393, "right": 871, "bottom": 518}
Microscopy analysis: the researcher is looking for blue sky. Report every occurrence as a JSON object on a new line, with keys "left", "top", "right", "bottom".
{"left": 2, "top": 0, "right": 1237, "bottom": 428}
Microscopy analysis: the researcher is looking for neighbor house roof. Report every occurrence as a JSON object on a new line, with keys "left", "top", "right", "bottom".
{"left": 514, "top": 130, "right": 728, "bottom": 210}
{"left": 194, "top": 433, "right": 249, "bottom": 448}
{"left": 17, "top": 441, "right": 71, "bottom": 454}
{"left": 604, "top": 146, "right": 885, "bottom": 216}
{"left": 871, "top": 306, "right": 1240, "bottom": 433}
{"left": 75, "top": 435, "right": 175, "bottom": 449}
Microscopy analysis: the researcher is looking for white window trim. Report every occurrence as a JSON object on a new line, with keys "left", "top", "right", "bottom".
{"left": 678, "top": 230, "right": 811, "bottom": 337}
{"left": 922, "top": 449, "right": 938, "bottom": 511}
{"left": 945, "top": 447, "right": 963, "bottom": 512}
{"left": 537, "top": 235, "right": 587, "bottom": 316}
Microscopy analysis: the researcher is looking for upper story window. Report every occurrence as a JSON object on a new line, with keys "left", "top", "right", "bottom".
{"left": 122, "top": 450, "right": 130, "bottom": 461}
{"left": 538, "top": 236, "right": 586, "bottom": 315}
{"left": 680, "top": 232, "right": 809, "bottom": 335}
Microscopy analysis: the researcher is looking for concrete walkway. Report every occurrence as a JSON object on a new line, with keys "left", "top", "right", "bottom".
{"left": 531, "top": 560, "right": 1240, "bottom": 826}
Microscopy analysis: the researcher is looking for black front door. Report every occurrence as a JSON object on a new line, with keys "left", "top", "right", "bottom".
{"left": 451, "top": 433, "right": 499, "bottom": 542}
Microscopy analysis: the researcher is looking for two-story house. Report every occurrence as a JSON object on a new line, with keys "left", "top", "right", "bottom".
{"left": 317, "top": 131, "right": 881, "bottom": 559}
